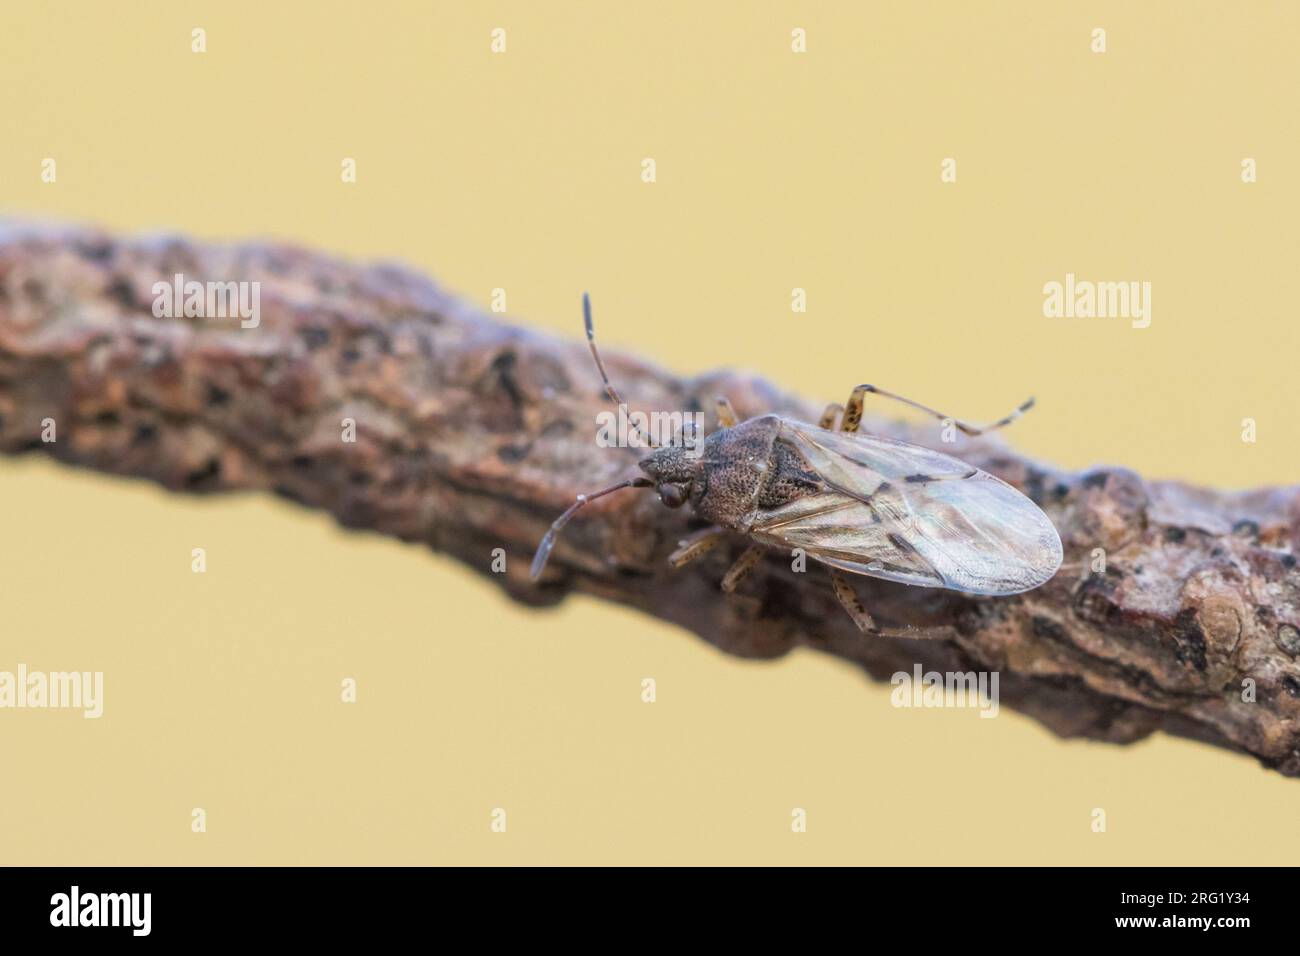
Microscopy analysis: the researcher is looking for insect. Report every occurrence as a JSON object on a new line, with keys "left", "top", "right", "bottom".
{"left": 530, "top": 295, "right": 1064, "bottom": 635}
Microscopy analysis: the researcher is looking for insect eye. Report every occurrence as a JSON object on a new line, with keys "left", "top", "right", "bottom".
{"left": 658, "top": 483, "right": 688, "bottom": 508}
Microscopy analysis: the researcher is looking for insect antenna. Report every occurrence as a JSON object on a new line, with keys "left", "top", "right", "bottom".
{"left": 530, "top": 476, "right": 654, "bottom": 579}
{"left": 583, "top": 292, "right": 659, "bottom": 448}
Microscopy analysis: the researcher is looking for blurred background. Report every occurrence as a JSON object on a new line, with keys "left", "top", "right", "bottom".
{"left": 1, "top": 1, "right": 1297, "bottom": 864}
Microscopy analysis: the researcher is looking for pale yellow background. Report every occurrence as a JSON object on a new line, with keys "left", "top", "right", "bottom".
{"left": 2, "top": 2, "right": 1297, "bottom": 865}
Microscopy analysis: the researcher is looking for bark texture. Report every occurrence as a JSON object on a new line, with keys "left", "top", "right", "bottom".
{"left": 2, "top": 224, "right": 1299, "bottom": 776}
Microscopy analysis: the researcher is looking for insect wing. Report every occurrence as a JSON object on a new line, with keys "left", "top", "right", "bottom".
{"left": 751, "top": 420, "right": 1063, "bottom": 595}
{"left": 752, "top": 488, "right": 947, "bottom": 587}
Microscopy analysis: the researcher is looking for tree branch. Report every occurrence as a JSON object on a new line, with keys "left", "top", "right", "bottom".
{"left": 2, "top": 223, "right": 1298, "bottom": 776}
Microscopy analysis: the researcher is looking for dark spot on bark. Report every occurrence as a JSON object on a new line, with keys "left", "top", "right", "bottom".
{"left": 1073, "top": 574, "right": 1123, "bottom": 628}
{"left": 348, "top": 471, "right": 371, "bottom": 486}
{"left": 541, "top": 419, "right": 573, "bottom": 438}
{"left": 94, "top": 410, "right": 120, "bottom": 426}
{"left": 272, "top": 484, "right": 304, "bottom": 504}
{"left": 1276, "top": 624, "right": 1300, "bottom": 657}
{"left": 1282, "top": 554, "right": 1297, "bottom": 569}
{"left": 1232, "top": 519, "right": 1260, "bottom": 540}
{"left": 1053, "top": 482, "right": 1070, "bottom": 501}
{"left": 1031, "top": 615, "right": 1070, "bottom": 644}
{"left": 1283, "top": 676, "right": 1300, "bottom": 699}
{"left": 185, "top": 458, "right": 222, "bottom": 488}
{"left": 291, "top": 455, "right": 314, "bottom": 470}
{"left": 1173, "top": 608, "right": 1208, "bottom": 671}
{"left": 132, "top": 423, "right": 157, "bottom": 445}
{"left": 300, "top": 327, "right": 331, "bottom": 350}
{"left": 206, "top": 383, "right": 231, "bottom": 407}
{"left": 1210, "top": 547, "right": 1225, "bottom": 558}
{"left": 1163, "top": 526, "right": 1186, "bottom": 543}
{"left": 497, "top": 443, "right": 531, "bottom": 463}
{"left": 74, "top": 238, "right": 113, "bottom": 262}
{"left": 105, "top": 277, "right": 135, "bottom": 310}
{"left": 1082, "top": 471, "right": 1109, "bottom": 490}
{"left": 1024, "top": 468, "right": 1047, "bottom": 505}
{"left": 341, "top": 348, "right": 362, "bottom": 363}
{"left": 491, "top": 349, "right": 525, "bottom": 409}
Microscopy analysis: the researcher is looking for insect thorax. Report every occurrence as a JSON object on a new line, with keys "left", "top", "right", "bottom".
{"left": 691, "top": 416, "right": 822, "bottom": 530}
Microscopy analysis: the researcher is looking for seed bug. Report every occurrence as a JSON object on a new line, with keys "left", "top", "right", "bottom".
{"left": 530, "top": 294, "right": 1063, "bottom": 635}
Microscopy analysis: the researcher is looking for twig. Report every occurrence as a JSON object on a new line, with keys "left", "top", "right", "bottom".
{"left": 2, "top": 224, "right": 1298, "bottom": 776}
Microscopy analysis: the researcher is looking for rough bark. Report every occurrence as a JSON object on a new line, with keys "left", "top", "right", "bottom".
{"left": 2, "top": 224, "right": 1298, "bottom": 776}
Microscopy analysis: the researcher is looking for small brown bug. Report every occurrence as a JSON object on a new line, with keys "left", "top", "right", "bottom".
{"left": 530, "top": 295, "right": 1063, "bottom": 634}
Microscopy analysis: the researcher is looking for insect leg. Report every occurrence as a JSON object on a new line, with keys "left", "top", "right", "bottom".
{"left": 668, "top": 526, "right": 726, "bottom": 568}
{"left": 715, "top": 397, "right": 738, "bottom": 429}
{"left": 828, "top": 569, "right": 954, "bottom": 639}
{"left": 840, "top": 384, "right": 1034, "bottom": 436}
{"left": 829, "top": 569, "right": 878, "bottom": 634}
{"left": 720, "top": 544, "right": 766, "bottom": 593}
{"left": 818, "top": 402, "right": 843, "bottom": 430}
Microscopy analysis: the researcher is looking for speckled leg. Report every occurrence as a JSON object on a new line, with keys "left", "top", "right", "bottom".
{"left": 830, "top": 569, "right": 961, "bottom": 639}
{"left": 715, "top": 397, "right": 738, "bottom": 429}
{"left": 840, "top": 384, "right": 1034, "bottom": 436}
{"left": 721, "top": 544, "right": 765, "bottom": 593}
{"left": 830, "top": 568, "right": 877, "bottom": 633}
{"left": 818, "top": 402, "right": 843, "bottom": 430}
{"left": 668, "top": 526, "right": 726, "bottom": 568}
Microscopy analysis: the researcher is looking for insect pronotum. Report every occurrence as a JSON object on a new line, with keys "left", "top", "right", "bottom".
{"left": 530, "top": 295, "right": 1064, "bottom": 635}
